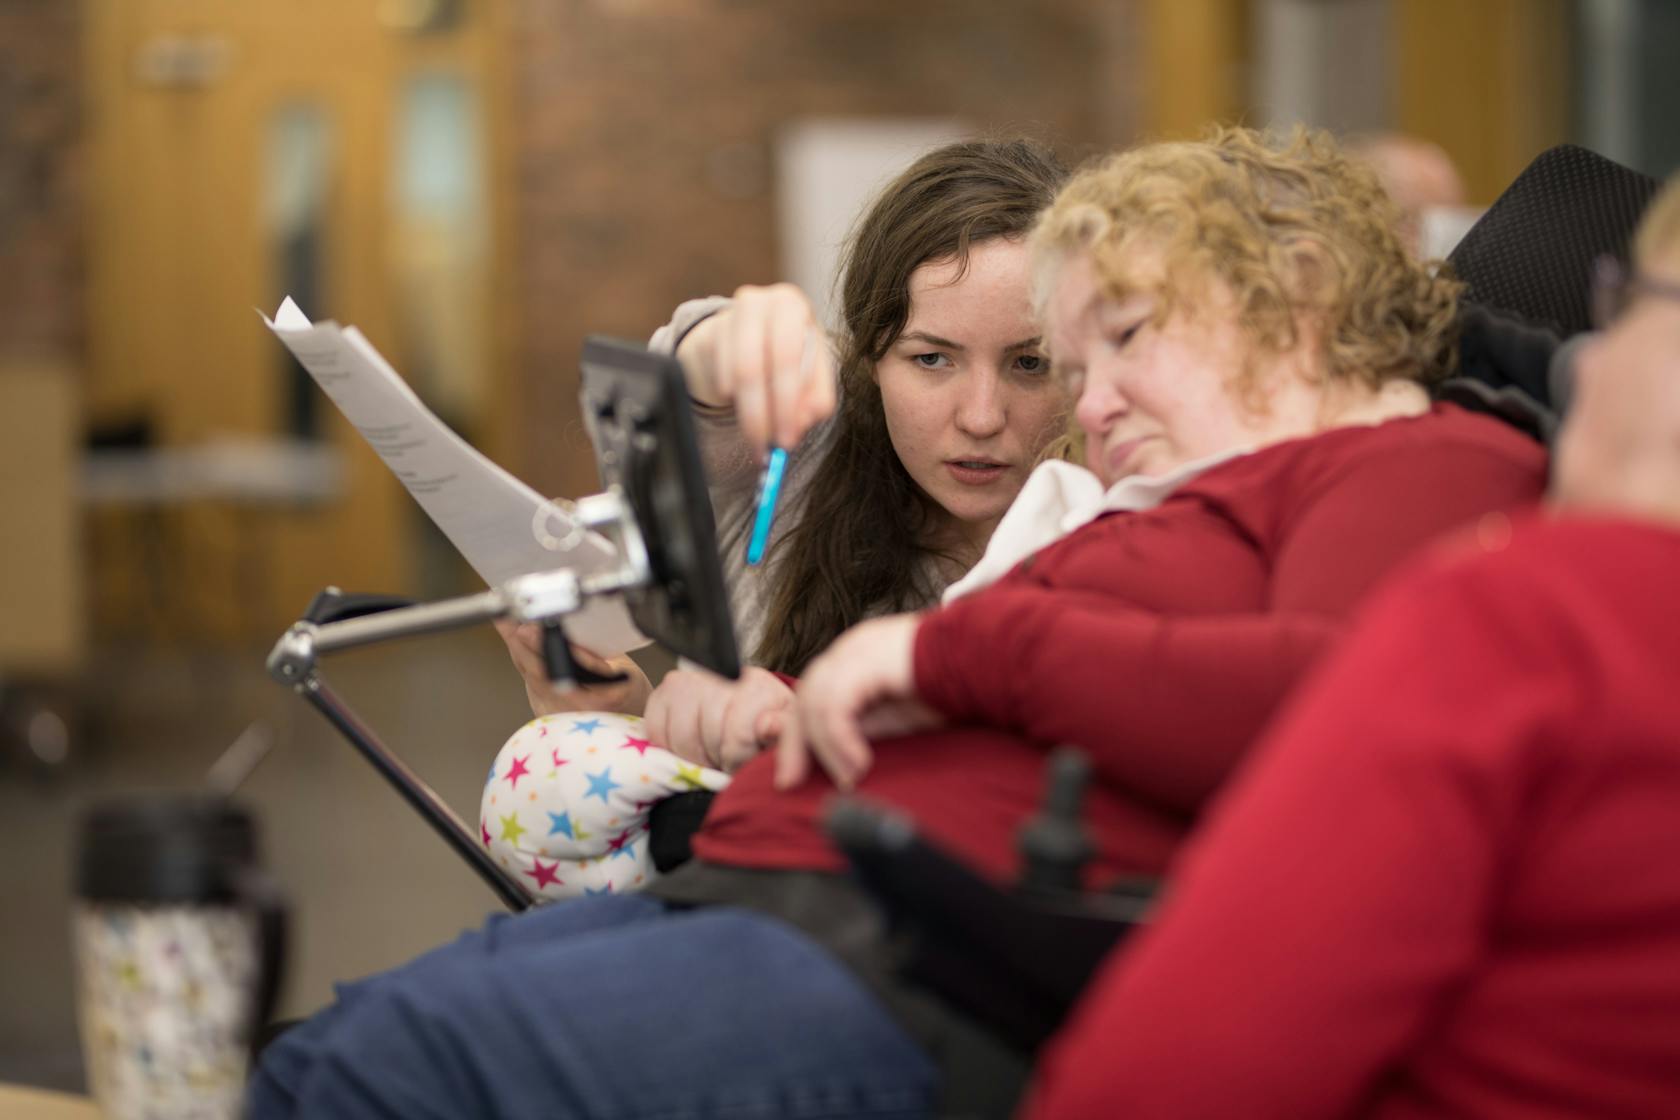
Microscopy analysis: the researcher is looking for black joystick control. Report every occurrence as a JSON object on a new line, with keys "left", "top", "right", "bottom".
{"left": 1017, "top": 746, "right": 1094, "bottom": 894}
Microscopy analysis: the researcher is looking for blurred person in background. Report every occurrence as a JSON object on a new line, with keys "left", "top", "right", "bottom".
{"left": 1349, "top": 132, "right": 1468, "bottom": 257}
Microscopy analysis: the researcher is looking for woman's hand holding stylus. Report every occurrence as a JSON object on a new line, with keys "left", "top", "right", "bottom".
{"left": 676, "top": 284, "right": 838, "bottom": 460}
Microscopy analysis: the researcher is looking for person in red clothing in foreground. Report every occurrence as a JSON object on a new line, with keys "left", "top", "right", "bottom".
{"left": 247, "top": 128, "right": 1545, "bottom": 1120}
{"left": 1023, "top": 175, "right": 1680, "bottom": 1119}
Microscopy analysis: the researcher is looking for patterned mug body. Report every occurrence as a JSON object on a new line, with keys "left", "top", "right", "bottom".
{"left": 74, "top": 902, "right": 260, "bottom": 1120}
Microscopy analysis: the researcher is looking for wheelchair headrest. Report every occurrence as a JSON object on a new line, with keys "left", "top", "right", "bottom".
{"left": 1448, "top": 144, "right": 1660, "bottom": 339}
{"left": 1437, "top": 145, "right": 1656, "bottom": 439}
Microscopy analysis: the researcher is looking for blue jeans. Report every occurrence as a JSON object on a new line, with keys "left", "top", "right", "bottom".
{"left": 247, "top": 894, "right": 938, "bottom": 1119}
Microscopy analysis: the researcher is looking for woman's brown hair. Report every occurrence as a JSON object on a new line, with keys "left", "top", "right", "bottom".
{"left": 755, "top": 138, "right": 1068, "bottom": 675}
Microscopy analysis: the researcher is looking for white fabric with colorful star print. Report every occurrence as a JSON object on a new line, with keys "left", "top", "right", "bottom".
{"left": 480, "top": 712, "right": 731, "bottom": 900}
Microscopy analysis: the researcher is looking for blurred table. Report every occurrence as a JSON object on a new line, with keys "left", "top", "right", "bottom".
{"left": 81, "top": 436, "right": 345, "bottom": 639}
{"left": 81, "top": 436, "right": 344, "bottom": 507}
{"left": 0, "top": 1082, "right": 100, "bottom": 1118}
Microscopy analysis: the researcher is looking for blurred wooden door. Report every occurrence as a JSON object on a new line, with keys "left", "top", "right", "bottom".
{"left": 85, "top": 0, "right": 511, "bottom": 640}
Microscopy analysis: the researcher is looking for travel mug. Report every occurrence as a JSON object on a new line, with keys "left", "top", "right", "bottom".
{"left": 73, "top": 794, "right": 285, "bottom": 1119}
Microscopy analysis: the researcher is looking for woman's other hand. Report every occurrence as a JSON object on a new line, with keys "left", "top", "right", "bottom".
{"left": 676, "top": 283, "right": 838, "bottom": 459}
{"left": 494, "top": 620, "right": 653, "bottom": 717}
{"left": 643, "top": 666, "right": 795, "bottom": 773}
{"left": 777, "top": 614, "right": 943, "bottom": 791}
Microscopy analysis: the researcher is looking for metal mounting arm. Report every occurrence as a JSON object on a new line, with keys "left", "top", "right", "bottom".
{"left": 264, "top": 486, "right": 648, "bottom": 912}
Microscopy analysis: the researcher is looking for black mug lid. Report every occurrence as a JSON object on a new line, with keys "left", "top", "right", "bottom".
{"left": 77, "top": 793, "right": 259, "bottom": 904}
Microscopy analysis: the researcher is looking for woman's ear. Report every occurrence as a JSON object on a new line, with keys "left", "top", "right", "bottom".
{"left": 1282, "top": 238, "right": 1336, "bottom": 305}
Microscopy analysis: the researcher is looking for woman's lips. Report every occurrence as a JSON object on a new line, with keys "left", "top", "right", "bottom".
{"left": 1103, "top": 436, "right": 1151, "bottom": 480}
{"left": 944, "top": 459, "right": 1008, "bottom": 486}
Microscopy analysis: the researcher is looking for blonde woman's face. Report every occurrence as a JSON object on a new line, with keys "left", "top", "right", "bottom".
{"left": 1046, "top": 251, "right": 1306, "bottom": 487}
{"left": 875, "top": 238, "right": 1067, "bottom": 550}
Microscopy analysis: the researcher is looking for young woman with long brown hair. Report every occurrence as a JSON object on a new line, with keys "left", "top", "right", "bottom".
{"left": 499, "top": 138, "right": 1074, "bottom": 769}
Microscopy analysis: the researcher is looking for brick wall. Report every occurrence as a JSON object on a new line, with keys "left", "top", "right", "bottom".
{"left": 0, "top": 0, "right": 82, "bottom": 363}
{"left": 506, "top": 0, "right": 1138, "bottom": 496}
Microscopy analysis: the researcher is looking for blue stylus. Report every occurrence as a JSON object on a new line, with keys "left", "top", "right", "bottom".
{"left": 746, "top": 446, "right": 788, "bottom": 566}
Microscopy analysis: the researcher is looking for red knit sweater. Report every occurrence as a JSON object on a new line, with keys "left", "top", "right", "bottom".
{"left": 691, "top": 404, "right": 1547, "bottom": 883}
{"left": 1025, "top": 516, "right": 1680, "bottom": 1118}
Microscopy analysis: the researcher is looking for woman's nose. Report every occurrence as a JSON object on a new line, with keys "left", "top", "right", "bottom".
{"left": 955, "top": 372, "right": 1007, "bottom": 438}
{"left": 1074, "top": 376, "right": 1126, "bottom": 437}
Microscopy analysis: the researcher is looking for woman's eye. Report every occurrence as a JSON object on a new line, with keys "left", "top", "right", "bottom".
{"left": 1109, "top": 323, "right": 1142, "bottom": 350}
{"left": 912, "top": 352, "right": 950, "bottom": 369}
{"left": 1015, "top": 353, "right": 1047, "bottom": 374}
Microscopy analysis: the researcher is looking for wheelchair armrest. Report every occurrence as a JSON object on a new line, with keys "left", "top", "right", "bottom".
{"left": 826, "top": 798, "right": 1153, "bottom": 1051}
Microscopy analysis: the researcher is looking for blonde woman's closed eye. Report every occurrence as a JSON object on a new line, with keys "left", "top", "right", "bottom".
{"left": 1106, "top": 321, "right": 1145, "bottom": 352}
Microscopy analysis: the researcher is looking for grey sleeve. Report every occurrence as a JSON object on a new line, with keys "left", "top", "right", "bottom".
{"left": 646, "top": 296, "right": 754, "bottom": 487}
{"left": 647, "top": 296, "right": 734, "bottom": 357}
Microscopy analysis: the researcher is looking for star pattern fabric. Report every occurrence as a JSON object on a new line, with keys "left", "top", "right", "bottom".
{"left": 522, "top": 857, "right": 563, "bottom": 890}
{"left": 498, "top": 812, "right": 528, "bottom": 846}
{"left": 504, "top": 754, "right": 531, "bottom": 790}
{"left": 479, "top": 711, "right": 730, "bottom": 900}
{"left": 583, "top": 767, "right": 622, "bottom": 804}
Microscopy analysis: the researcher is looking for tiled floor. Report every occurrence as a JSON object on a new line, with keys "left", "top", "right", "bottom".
{"left": 0, "top": 629, "right": 545, "bottom": 1092}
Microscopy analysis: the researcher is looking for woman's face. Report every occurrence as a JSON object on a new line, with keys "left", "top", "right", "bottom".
{"left": 1553, "top": 258, "right": 1680, "bottom": 512}
{"left": 1046, "top": 250, "right": 1304, "bottom": 487}
{"left": 875, "top": 237, "right": 1067, "bottom": 550}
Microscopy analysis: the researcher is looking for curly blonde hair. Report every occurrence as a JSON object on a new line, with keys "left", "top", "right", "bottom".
{"left": 1030, "top": 125, "right": 1464, "bottom": 404}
